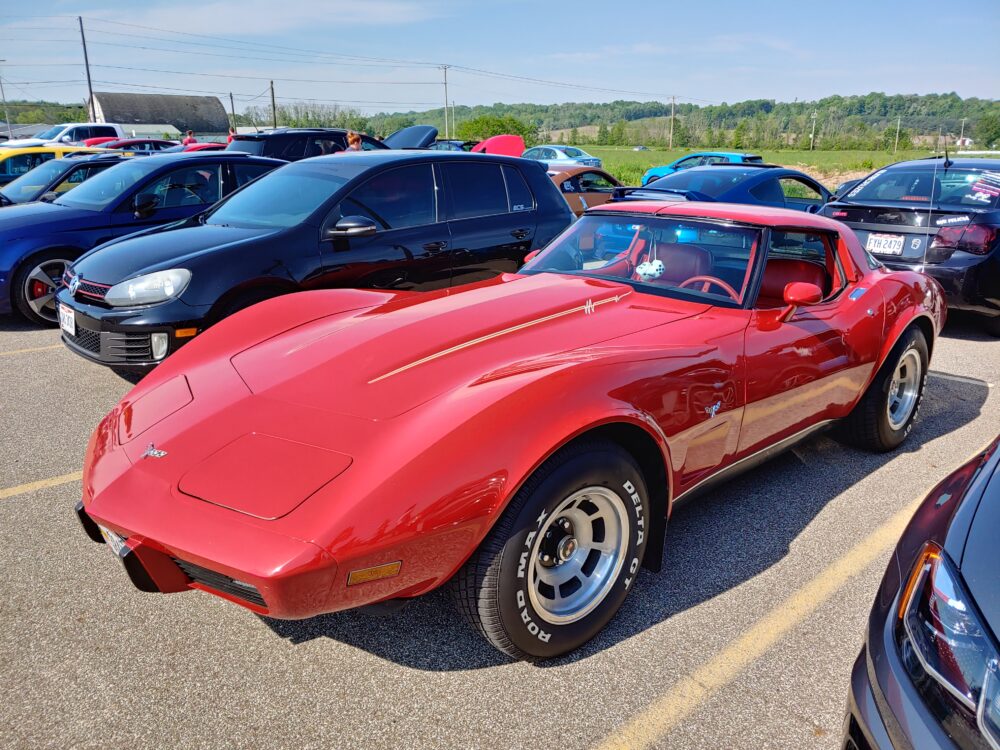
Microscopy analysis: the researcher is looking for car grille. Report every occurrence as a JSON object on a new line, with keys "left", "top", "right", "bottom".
{"left": 105, "top": 332, "right": 151, "bottom": 361}
{"left": 76, "top": 280, "right": 111, "bottom": 301}
{"left": 173, "top": 558, "right": 266, "bottom": 608}
{"left": 63, "top": 327, "right": 152, "bottom": 362}
{"left": 65, "top": 326, "right": 101, "bottom": 355}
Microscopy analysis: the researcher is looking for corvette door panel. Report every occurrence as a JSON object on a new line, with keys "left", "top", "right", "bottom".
{"left": 739, "top": 285, "right": 885, "bottom": 455}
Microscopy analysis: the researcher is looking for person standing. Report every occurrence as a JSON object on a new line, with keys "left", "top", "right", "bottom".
{"left": 345, "top": 131, "right": 363, "bottom": 151}
{"left": 182, "top": 130, "right": 197, "bottom": 146}
{"left": 227, "top": 127, "right": 236, "bottom": 144}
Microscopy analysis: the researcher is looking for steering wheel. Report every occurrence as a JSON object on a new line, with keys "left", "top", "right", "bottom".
{"left": 677, "top": 275, "right": 740, "bottom": 301}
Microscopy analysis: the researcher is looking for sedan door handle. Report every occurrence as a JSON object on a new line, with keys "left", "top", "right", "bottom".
{"left": 422, "top": 240, "right": 448, "bottom": 252}
{"left": 511, "top": 228, "right": 531, "bottom": 240}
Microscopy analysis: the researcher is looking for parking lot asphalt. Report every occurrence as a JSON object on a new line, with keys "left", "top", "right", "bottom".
{"left": 1, "top": 312, "right": 998, "bottom": 750}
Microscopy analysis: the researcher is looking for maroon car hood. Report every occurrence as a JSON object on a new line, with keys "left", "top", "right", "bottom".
{"left": 230, "top": 274, "right": 708, "bottom": 420}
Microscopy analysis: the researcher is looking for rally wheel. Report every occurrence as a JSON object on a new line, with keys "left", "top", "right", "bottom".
{"left": 13, "top": 252, "right": 73, "bottom": 325}
{"left": 452, "top": 440, "right": 649, "bottom": 660}
{"left": 842, "top": 326, "right": 928, "bottom": 452}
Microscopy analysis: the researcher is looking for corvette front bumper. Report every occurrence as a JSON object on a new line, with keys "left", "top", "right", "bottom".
{"left": 75, "top": 498, "right": 339, "bottom": 618}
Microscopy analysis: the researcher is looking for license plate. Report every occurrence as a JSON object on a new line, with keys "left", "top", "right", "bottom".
{"left": 866, "top": 233, "right": 905, "bottom": 256}
{"left": 58, "top": 303, "right": 76, "bottom": 336}
{"left": 98, "top": 525, "right": 126, "bottom": 556}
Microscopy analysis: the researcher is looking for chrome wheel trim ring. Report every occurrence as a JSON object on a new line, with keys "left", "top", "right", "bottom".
{"left": 22, "top": 258, "right": 69, "bottom": 322}
{"left": 887, "top": 348, "right": 922, "bottom": 431}
{"left": 527, "top": 486, "right": 630, "bottom": 626}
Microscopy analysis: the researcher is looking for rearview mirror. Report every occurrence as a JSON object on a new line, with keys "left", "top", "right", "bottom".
{"left": 327, "top": 215, "right": 378, "bottom": 238}
{"left": 778, "top": 282, "right": 823, "bottom": 322}
{"left": 133, "top": 193, "right": 159, "bottom": 218}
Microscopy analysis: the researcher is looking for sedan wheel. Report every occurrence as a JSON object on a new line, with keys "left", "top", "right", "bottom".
{"left": 15, "top": 255, "right": 71, "bottom": 325}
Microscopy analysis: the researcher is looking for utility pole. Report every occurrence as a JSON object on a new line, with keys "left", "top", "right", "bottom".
{"left": 0, "top": 60, "right": 12, "bottom": 139}
{"left": 668, "top": 95, "right": 675, "bottom": 150}
{"left": 78, "top": 17, "right": 96, "bottom": 121}
{"left": 451, "top": 99, "right": 456, "bottom": 140}
{"left": 959, "top": 117, "right": 967, "bottom": 146}
{"left": 893, "top": 116, "right": 901, "bottom": 154}
{"left": 441, "top": 65, "right": 449, "bottom": 139}
{"left": 270, "top": 80, "right": 277, "bottom": 129}
{"left": 809, "top": 110, "right": 817, "bottom": 151}
{"left": 229, "top": 92, "right": 236, "bottom": 128}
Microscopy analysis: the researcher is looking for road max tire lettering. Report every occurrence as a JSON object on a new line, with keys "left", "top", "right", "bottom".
{"left": 516, "top": 589, "right": 551, "bottom": 642}
{"left": 622, "top": 480, "right": 644, "bottom": 590}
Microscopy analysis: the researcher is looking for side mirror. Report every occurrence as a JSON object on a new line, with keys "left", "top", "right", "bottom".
{"left": 805, "top": 203, "right": 821, "bottom": 214}
{"left": 523, "top": 249, "right": 542, "bottom": 264}
{"left": 778, "top": 282, "right": 823, "bottom": 322}
{"left": 133, "top": 193, "right": 159, "bottom": 218}
{"left": 40, "top": 191, "right": 59, "bottom": 203}
{"left": 327, "top": 215, "right": 378, "bottom": 238}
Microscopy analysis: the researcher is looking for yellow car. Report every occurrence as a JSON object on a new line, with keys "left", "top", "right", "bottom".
{"left": 0, "top": 146, "right": 107, "bottom": 186}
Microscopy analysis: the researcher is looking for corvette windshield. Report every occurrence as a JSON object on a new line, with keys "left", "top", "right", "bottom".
{"left": 205, "top": 162, "right": 364, "bottom": 229}
{"left": 54, "top": 158, "right": 163, "bottom": 210}
{"left": 522, "top": 214, "right": 761, "bottom": 306}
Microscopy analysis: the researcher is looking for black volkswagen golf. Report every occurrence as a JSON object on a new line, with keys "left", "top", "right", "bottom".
{"left": 845, "top": 435, "right": 1000, "bottom": 750}
{"left": 821, "top": 158, "right": 1000, "bottom": 336}
{"left": 56, "top": 150, "right": 573, "bottom": 369}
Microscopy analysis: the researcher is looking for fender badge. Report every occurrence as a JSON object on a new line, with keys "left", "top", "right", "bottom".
{"left": 142, "top": 443, "right": 167, "bottom": 459}
{"left": 705, "top": 401, "right": 721, "bottom": 418}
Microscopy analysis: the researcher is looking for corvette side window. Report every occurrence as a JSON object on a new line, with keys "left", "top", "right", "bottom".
{"left": 764, "top": 231, "right": 845, "bottom": 302}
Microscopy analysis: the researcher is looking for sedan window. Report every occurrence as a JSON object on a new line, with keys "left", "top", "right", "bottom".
{"left": 334, "top": 164, "right": 437, "bottom": 230}
{"left": 444, "top": 162, "right": 508, "bottom": 219}
{"left": 140, "top": 165, "right": 222, "bottom": 208}
{"left": 780, "top": 177, "right": 824, "bottom": 207}
{"left": 578, "top": 172, "right": 616, "bottom": 192}
{"left": 2, "top": 152, "right": 56, "bottom": 177}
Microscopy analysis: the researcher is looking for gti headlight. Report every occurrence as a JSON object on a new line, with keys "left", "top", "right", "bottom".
{"left": 898, "top": 544, "right": 1000, "bottom": 749}
{"left": 104, "top": 269, "right": 191, "bottom": 307}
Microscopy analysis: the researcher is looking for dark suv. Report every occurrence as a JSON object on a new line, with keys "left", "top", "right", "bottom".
{"left": 56, "top": 150, "right": 574, "bottom": 370}
{"left": 226, "top": 125, "right": 437, "bottom": 161}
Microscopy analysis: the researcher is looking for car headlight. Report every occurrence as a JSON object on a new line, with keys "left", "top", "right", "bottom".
{"left": 897, "top": 543, "right": 1000, "bottom": 749}
{"left": 104, "top": 269, "right": 191, "bottom": 307}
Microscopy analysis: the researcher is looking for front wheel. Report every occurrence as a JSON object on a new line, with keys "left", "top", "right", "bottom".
{"left": 12, "top": 251, "right": 73, "bottom": 326}
{"left": 452, "top": 440, "right": 650, "bottom": 660}
{"left": 841, "top": 327, "right": 929, "bottom": 452}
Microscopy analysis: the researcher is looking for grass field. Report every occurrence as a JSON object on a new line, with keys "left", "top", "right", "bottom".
{"left": 583, "top": 146, "right": 936, "bottom": 188}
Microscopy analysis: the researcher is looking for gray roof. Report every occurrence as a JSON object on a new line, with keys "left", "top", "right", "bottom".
{"left": 91, "top": 92, "right": 229, "bottom": 133}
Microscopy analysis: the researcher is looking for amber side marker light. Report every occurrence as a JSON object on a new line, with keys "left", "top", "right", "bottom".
{"left": 347, "top": 561, "right": 402, "bottom": 586}
{"left": 898, "top": 543, "right": 941, "bottom": 620}
{"left": 175, "top": 328, "right": 198, "bottom": 338}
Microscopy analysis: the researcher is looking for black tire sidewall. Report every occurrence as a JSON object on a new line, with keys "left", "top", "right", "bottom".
{"left": 876, "top": 329, "right": 929, "bottom": 449}
{"left": 495, "top": 446, "right": 649, "bottom": 659}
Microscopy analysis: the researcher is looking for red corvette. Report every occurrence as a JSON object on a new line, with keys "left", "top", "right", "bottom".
{"left": 76, "top": 202, "right": 945, "bottom": 659}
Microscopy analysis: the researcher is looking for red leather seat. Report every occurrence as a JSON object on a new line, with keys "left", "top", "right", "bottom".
{"left": 757, "top": 259, "right": 829, "bottom": 308}
{"left": 640, "top": 243, "right": 711, "bottom": 285}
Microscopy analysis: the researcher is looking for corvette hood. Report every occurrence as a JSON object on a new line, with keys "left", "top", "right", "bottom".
{"left": 0, "top": 200, "right": 103, "bottom": 237}
{"left": 74, "top": 223, "right": 276, "bottom": 282}
{"left": 230, "top": 273, "right": 709, "bottom": 420}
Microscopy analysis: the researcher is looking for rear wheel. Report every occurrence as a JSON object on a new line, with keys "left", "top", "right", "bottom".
{"left": 12, "top": 251, "right": 73, "bottom": 326}
{"left": 842, "top": 327, "right": 929, "bottom": 452}
{"left": 452, "top": 440, "right": 649, "bottom": 660}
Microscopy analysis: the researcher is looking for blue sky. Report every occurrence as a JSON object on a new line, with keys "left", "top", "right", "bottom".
{"left": 0, "top": 0, "right": 996, "bottom": 114}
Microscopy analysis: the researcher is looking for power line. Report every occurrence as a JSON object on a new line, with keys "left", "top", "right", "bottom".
{"left": 90, "top": 80, "right": 437, "bottom": 106}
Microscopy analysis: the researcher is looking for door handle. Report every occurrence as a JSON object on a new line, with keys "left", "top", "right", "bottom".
{"left": 422, "top": 240, "right": 448, "bottom": 252}
{"left": 511, "top": 228, "right": 530, "bottom": 240}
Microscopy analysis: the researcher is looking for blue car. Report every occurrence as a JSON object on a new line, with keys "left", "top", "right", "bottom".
{"left": 641, "top": 151, "right": 763, "bottom": 186}
{"left": 613, "top": 163, "right": 832, "bottom": 212}
{"left": 521, "top": 145, "right": 601, "bottom": 168}
{"left": 0, "top": 151, "right": 283, "bottom": 325}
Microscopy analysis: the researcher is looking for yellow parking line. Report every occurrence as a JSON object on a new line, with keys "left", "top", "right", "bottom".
{"left": 0, "top": 471, "right": 82, "bottom": 500}
{"left": 0, "top": 344, "right": 64, "bottom": 357}
{"left": 595, "top": 500, "right": 919, "bottom": 750}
